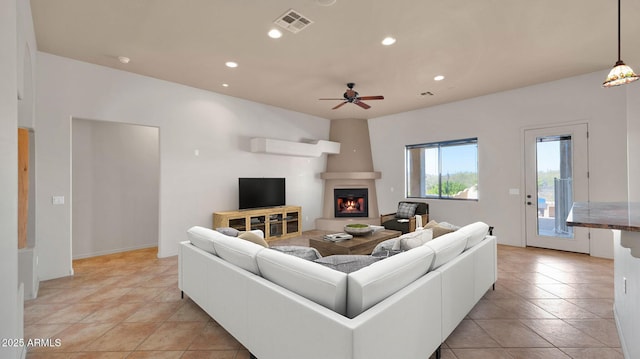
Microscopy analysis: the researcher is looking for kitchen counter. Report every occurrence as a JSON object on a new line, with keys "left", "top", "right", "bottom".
{"left": 566, "top": 201, "right": 640, "bottom": 232}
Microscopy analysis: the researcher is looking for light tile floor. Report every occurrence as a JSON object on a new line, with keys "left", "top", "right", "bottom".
{"left": 24, "top": 239, "right": 623, "bottom": 359}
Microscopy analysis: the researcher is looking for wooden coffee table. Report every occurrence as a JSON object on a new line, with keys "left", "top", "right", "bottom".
{"left": 309, "top": 229, "right": 402, "bottom": 256}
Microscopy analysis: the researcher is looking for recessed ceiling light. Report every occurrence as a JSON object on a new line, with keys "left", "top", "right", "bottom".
{"left": 381, "top": 37, "right": 396, "bottom": 46}
{"left": 268, "top": 29, "right": 283, "bottom": 39}
{"left": 222, "top": 83, "right": 229, "bottom": 87}
{"left": 117, "top": 56, "right": 130, "bottom": 64}
{"left": 434, "top": 75, "right": 445, "bottom": 81}
{"left": 225, "top": 61, "right": 238, "bottom": 68}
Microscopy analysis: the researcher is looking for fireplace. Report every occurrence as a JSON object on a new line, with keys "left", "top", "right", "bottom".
{"left": 334, "top": 188, "right": 368, "bottom": 218}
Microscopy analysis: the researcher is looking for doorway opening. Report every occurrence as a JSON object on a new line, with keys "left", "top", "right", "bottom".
{"left": 71, "top": 119, "right": 160, "bottom": 259}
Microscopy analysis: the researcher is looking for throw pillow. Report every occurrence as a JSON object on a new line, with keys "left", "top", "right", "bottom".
{"left": 371, "top": 238, "right": 400, "bottom": 257}
{"left": 270, "top": 246, "right": 322, "bottom": 261}
{"left": 238, "top": 231, "right": 269, "bottom": 248}
{"left": 216, "top": 227, "right": 240, "bottom": 237}
{"left": 396, "top": 202, "right": 419, "bottom": 219}
{"left": 391, "top": 230, "right": 422, "bottom": 251}
{"left": 438, "top": 222, "right": 461, "bottom": 231}
{"left": 314, "top": 255, "right": 381, "bottom": 273}
{"left": 424, "top": 220, "right": 455, "bottom": 238}
{"left": 392, "top": 228, "right": 433, "bottom": 251}
{"left": 371, "top": 248, "right": 403, "bottom": 258}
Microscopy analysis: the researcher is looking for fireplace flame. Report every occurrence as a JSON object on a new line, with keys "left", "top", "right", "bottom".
{"left": 345, "top": 200, "right": 359, "bottom": 210}
{"left": 338, "top": 197, "right": 363, "bottom": 212}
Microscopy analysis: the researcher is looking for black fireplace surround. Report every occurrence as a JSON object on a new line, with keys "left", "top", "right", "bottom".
{"left": 334, "top": 188, "right": 368, "bottom": 218}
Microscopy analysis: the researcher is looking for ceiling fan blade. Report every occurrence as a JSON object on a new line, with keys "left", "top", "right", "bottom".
{"left": 332, "top": 102, "right": 348, "bottom": 110}
{"left": 358, "top": 95, "right": 384, "bottom": 100}
{"left": 355, "top": 101, "right": 371, "bottom": 109}
{"left": 319, "top": 98, "right": 345, "bottom": 100}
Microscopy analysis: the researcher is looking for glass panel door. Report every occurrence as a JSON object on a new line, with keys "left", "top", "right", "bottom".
{"left": 525, "top": 124, "right": 589, "bottom": 253}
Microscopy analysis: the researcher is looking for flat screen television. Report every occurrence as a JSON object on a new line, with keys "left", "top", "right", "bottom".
{"left": 238, "top": 177, "right": 286, "bottom": 210}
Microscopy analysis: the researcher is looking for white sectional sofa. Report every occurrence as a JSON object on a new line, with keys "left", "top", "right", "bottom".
{"left": 179, "top": 222, "right": 497, "bottom": 359}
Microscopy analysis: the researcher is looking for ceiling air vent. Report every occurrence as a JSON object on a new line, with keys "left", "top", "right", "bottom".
{"left": 274, "top": 9, "right": 313, "bottom": 34}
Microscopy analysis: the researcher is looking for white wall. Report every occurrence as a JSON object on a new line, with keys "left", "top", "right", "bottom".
{"left": 613, "top": 230, "right": 640, "bottom": 359}
{"left": 4, "top": 0, "right": 37, "bottom": 357}
{"left": 369, "top": 71, "right": 628, "bottom": 258}
{"left": 16, "top": 0, "right": 38, "bottom": 310}
{"left": 614, "top": 77, "right": 640, "bottom": 359}
{"left": 72, "top": 119, "right": 160, "bottom": 259}
{"left": 35, "top": 52, "right": 331, "bottom": 280}
{"left": 627, "top": 81, "right": 640, "bottom": 202}
{"left": 1, "top": 0, "right": 21, "bottom": 357}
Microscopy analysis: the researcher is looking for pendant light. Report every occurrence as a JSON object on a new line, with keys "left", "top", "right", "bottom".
{"left": 603, "top": 0, "right": 639, "bottom": 87}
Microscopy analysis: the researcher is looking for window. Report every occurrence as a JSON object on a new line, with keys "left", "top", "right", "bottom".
{"left": 406, "top": 138, "right": 478, "bottom": 200}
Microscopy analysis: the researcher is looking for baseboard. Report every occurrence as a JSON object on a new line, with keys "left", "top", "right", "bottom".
{"left": 18, "top": 283, "right": 26, "bottom": 359}
{"left": 158, "top": 247, "right": 178, "bottom": 258}
{"left": 72, "top": 243, "right": 158, "bottom": 260}
{"left": 613, "top": 305, "right": 630, "bottom": 359}
{"left": 32, "top": 276, "right": 39, "bottom": 299}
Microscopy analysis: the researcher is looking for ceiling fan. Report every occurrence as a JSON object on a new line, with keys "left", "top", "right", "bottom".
{"left": 319, "top": 83, "right": 384, "bottom": 110}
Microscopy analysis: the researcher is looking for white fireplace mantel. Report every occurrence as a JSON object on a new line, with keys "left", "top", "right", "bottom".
{"left": 250, "top": 137, "right": 340, "bottom": 157}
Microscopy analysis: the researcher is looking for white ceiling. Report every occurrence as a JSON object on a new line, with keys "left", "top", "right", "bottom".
{"left": 30, "top": 0, "right": 640, "bottom": 120}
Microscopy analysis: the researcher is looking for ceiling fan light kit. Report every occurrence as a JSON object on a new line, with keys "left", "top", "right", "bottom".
{"left": 602, "top": 0, "right": 639, "bottom": 87}
{"left": 319, "top": 83, "right": 384, "bottom": 110}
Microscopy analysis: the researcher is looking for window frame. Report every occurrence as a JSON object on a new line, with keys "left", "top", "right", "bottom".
{"left": 405, "top": 137, "right": 478, "bottom": 201}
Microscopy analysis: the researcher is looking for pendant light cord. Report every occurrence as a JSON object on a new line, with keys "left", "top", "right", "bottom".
{"left": 618, "top": 0, "right": 622, "bottom": 62}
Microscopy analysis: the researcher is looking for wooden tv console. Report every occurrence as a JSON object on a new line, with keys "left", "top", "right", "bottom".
{"left": 213, "top": 206, "right": 302, "bottom": 242}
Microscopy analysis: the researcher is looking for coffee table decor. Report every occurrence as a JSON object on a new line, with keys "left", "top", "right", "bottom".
{"left": 344, "top": 223, "right": 374, "bottom": 236}
{"left": 309, "top": 229, "right": 402, "bottom": 256}
{"left": 323, "top": 233, "right": 353, "bottom": 242}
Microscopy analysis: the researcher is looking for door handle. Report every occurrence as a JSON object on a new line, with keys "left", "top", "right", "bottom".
{"left": 527, "top": 201, "right": 532, "bottom": 205}
{"left": 527, "top": 195, "right": 532, "bottom": 198}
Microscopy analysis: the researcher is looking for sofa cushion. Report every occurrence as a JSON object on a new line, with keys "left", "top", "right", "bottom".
{"left": 381, "top": 218, "right": 411, "bottom": 234}
{"left": 423, "top": 230, "right": 469, "bottom": 270}
{"left": 346, "top": 245, "right": 435, "bottom": 318}
{"left": 187, "top": 226, "right": 224, "bottom": 254}
{"left": 414, "top": 202, "right": 429, "bottom": 215}
{"left": 257, "top": 248, "right": 348, "bottom": 316}
{"left": 314, "top": 255, "right": 381, "bottom": 273}
{"left": 238, "top": 231, "right": 269, "bottom": 248}
{"left": 458, "top": 222, "right": 489, "bottom": 250}
{"left": 212, "top": 235, "right": 264, "bottom": 275}
{"left": 396, "top": 202, "right": 419, "bottom": 219}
